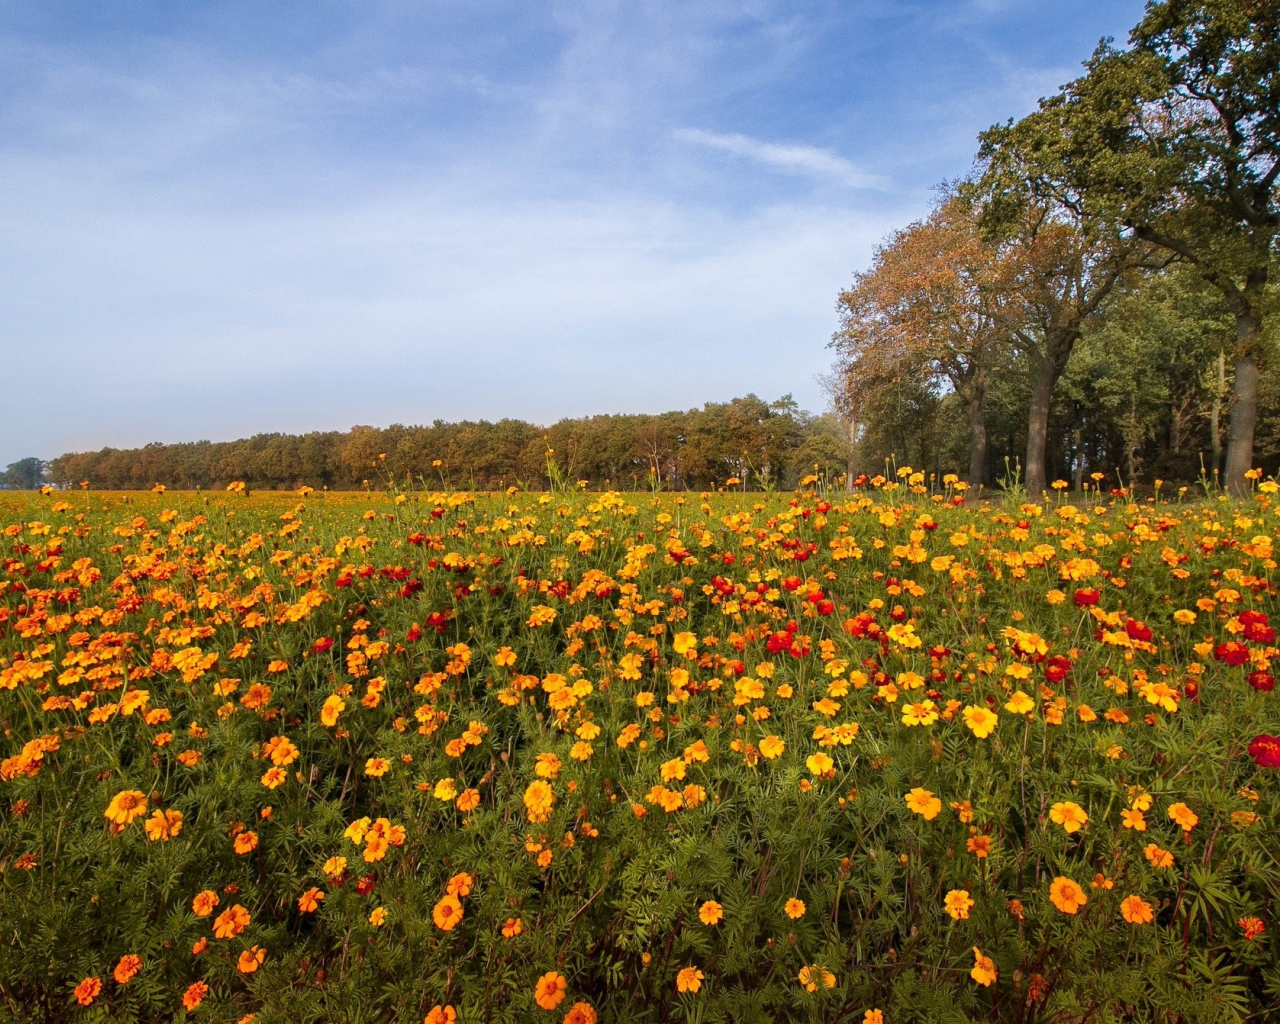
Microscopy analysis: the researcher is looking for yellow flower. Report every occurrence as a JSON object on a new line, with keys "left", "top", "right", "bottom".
{"left": 699, "top": 900, "right": 723, "bottom": 926}
{"left": 1049, "top": 876, "right": 1087, "bottom": 914}
{"left": 676, "top": 967, "right": 704, "bottom": 994}
{"left": 798, "top": 965, "right": 836, "bottom": 992}
{"left": 1120, "top": 895, "right": 1153, "bottom": 924}
{"left": 1167, "top": 802, "right": 1198, "bottom": 832}
{"left": 104, "top": 790, "right": 149, "bottom": 827}
{"left": 1049, "top": 801, "right": 1088, "bottom": 834}
{"left": 1004, "top": 691, "right": 1034, "bottom": 715}
{"left": 962, "top": 705, "right": 998, "bottom": 738}
{"left": 904, "top": 787, "right": 942, "bottom": 820}
{"left": 970, "top": 947, "right": 997, "bottom": 986}
{"left": 944, "top": 889, "right": 974, "bottom": 920}
{"left": 901, "top": 700, "right": 938, "bottom": 726}
{"left": 784, "top": 898, "right": 806, "bottom": 919}
{"left": 758, "top": 735, "right": 786, "bottom": 760}
{"left": 806, "top": 752, "right": 835, "bottom": 777}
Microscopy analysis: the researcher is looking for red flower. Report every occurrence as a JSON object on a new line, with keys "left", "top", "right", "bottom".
{"left": 1073, "top": 588, "right": 1100, "bottom": 608}
{"left": 1248, "top": 734, "right": 1280, "bottom": 768}
{"left": 310, "top": 637, "right": 335, "bottom": 654}
{"left": 1248, "top": 670, "right": 1275, "bottom": 692}
{"left": 1124, "top": 619, "right": 1153, "bottom": 642}
{"left": 1214, "top": 642, "right": 1251, "bottom": 667}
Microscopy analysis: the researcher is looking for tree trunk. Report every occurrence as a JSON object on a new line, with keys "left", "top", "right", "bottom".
{"left": 966, "top": 390, "right": 987, "bottom": 488}
{"left": 1209, "top": 349, "right": 1225, "bottom": 480}
{"left": 1072, "top": 427, "right": 1084, "bottom": 492}
{"left": 1224, "top": 352, "right": 1259, "bottom": 496}
{"left": 1024, "top": 331, "right": 1078, "bottom": 496}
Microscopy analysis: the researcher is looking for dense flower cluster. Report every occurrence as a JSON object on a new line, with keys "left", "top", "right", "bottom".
{"left": 0, "top": 475, "right": 1277, "bottom": 1021}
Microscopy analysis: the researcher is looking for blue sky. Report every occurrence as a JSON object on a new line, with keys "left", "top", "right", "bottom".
{"left": 0, "top": 0, "right": 1145, "bottom": 465}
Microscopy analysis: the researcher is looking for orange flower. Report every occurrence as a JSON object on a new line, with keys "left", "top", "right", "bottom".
{"left": 699, "top": 900, "right": 723, "bottom": 926}
{"left": 784, "top": 898, "right": 806, "bottom": 919}
{"left": 562, "top": 1002, "right": 598, "bottom": 1024}
{"left": 535, "top": 971, "right": 568, "bottom": 1009}
{"left": 192, "top": 890, "right": 220, "bottom": 917}
{"left": 212, "top": 904, "right": 251, "bottom": 939}
{"left": 432, "top": 894, "right": 464, "bottom": 931}
{"left": 237, "top": 946, "right": 266, "bottom": 974}
{"left": 1144, "top": 843, "right": 1174, "bottom": 869}
{"left": 759, "top": 735, "right": 785, "bottom": 759}
{"left": 297, "top": 887, "right": 324, "bottom": 913}
{"left": 944, "top": 889, "right": 974, "bottom": 920}
{"left": 905, "top": 787, "right": 942, "bottom": 820}
{"left": 798, "top": 965, "right": 836, "bottom": 992}
{"left": 970, "top": 947, "right": 997, "bottom": 986}
{"left": 965, "top": 835, "right": 993, "bottom": 858}
{"left": 369, "top": 906, "right": 388, "bottom": 926}
{"left": 365, "top": 757, "right": 390, "bottom": 777}
{"left": 446, "top": 872, "right": 474, "bottom": 897}
{"left": 262, "top": 735, "right": 299, "bottom": 766}
{"left": 424, "top": 1006, "right": 457, "bottom": 1024}
{"left": 524, "top": 780, "right": 556, "bottom": 823}
{"left": 113, "top": 954, "right": 142, "bottom": 984}
{"left": 502, "top": 916, "right": 524, "bottom": 938}
{"left": 73, "top": 977, "right": 102, "bottom": 1006}
{"left": 1049, "top": 801, "right": 1088, "bottom": 834}
{"left": 260, "top": 767, "right": 287, "bottom": 789}
{"left": 104, "top": 790, "right": 149, "bottom": 827}
{"left": 182, "top": 981, "right": 209, "bottom": 1010}
{"left": 1120, "top": 808, "right": 1147, "bottom": 831}
{"left": 1239, "top": 916, "right": 1265, "bottom": 941}
{"left": 1167, "top": 802, "right": 1199, "bottom": 832}
{"left": 233, "top": 831, "right": 259, "bottom": 855}
{"left": 1120, "top": 895, "right": 1154, "bottom": 924}
{"left": 863, "top": 1012, "right": 885, "bottom": 1024}
{"left": 144, "top": 808, "right": 183, "bottom": 841}
{"left": 675, "top": 966, "right": 703, "bottom": 994}
{"left": 456, "top": 788, "right": 481, "bottom": 812}
{"left": 1049, "top": 876, "right": 1088, "bottom": 915}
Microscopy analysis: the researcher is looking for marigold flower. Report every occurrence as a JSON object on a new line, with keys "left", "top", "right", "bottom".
{"left": 192, "top": 890, "right": 220, "bottom": 917}
{"left": 237, "top": 945, "right": 266, "bottom": 973}
{"left": 1239, "top": 916, "right": 1265, "bottom": 941}
{"left": 699, "top": 900, "right": 723, "bottom": 926}
{"left": 1049, "top": 876, "right": 1087, "bottom": 914}
{"left": 424, "top": 1006, "right": 457, "bottom": 1024}
{"left": 212, "top": 903, "right": 251, "bottom": 939}
{"left": 447, "top": 872, "right": 474, "bottom": 897}
{"left": 432, "top": 894, "right": 463, "bottom": 931}
{"left": 524, "top": 779, "right": 556, "bottom": 823}
{"left": 144, "top": 808, "right": 183, "bottom": 841}
{"left": 113, "top": 954, "right": 142, "bottom": 984}
{"left": 535, "top": 971, "right": 568, "bottom": 1009}
{"left": 320, "top": 694, "right": 345, "bottom": 727}
{"left": 784, "top": 897, "right": 806, "bottom": 919}
{"left": 73, "top": 977, "right": 102, "bottom": 1006}
{"left": 798, "top": 965, "right": 836, "bottom": 991}
{"left": 234, "top": 830, "right": 259, "bottom": 855}
{"left": 904, "top": 787, "right": 942, "bottom": 820}
{"left": 675, "top": 966, "right": 703, "bottom": 994}
{"left": 1049, "top": 801, "right": 1088, "bottom": 834}
{"left": 1120, "top": 895, "right": 1154, "bottom": 924}
{"left": 962, "top": 705, "right": 999, "bottom": 738}
{"left": 562, "top": 1002, "right": 597, "bottom": 1024}
{"left": 944, "top": 889, "right": 974, "bottom": 920}
{"left": 369, "top": 906, "right": 387, "bottom": 926}
{"left": 1121, "top": 808, "right": 1146, "bottom": 831}
{"left": 456, "top": 788, "right": 481, "bottom": 812}
{"left": 1167, "top": 802, "right": 1198, "bottom": 832}
{"left": 297, "top": 887, "right": 324, "bottom": 913}
{"left": 965, "top": 835, "right": 992, "bottom": 858}
{"left": 502, "top": 916, "right": 523, "bottom": 938}
{"left": 104, "top": 789, "right": 149, "bottom": 827}
{"left": 758, "top": 735, "right": 785, "bottom": 759}
{"left": 1004, "top": 691, "right": 1034, "bottom": 715}
{"left": 806, "top": 752, "right": 835, "bottom": 777}
{"left": 182, "top": 981, "right": 209, "bottom": 1010}
{"left": 365, "top": 757, "right": 390, "bottom": 777}
{"left": 970, "top": 947, "right": 997, "bottom": 986}
{"left": 1144, "top": 843, "right": 1174, "bottom": 869}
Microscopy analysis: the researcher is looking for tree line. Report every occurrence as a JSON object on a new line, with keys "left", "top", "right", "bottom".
{"left": 829, "top": 0, "right": 1280, "bottom": 496}
{"left": 41, "top": 396, "right": 852, "bottom": 492}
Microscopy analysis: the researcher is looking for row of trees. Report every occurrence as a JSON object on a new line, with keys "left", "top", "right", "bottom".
{"left": 44, "top": 396, "right": 852, "bottom": 492}
{"left": 830, "top": 0, "right": 1279, "bottom": 495}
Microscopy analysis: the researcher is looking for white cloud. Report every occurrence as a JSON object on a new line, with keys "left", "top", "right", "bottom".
{"left": 674, "top": 127, "right": 883, "bottom": 189}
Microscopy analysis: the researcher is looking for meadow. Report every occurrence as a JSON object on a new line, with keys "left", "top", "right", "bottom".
{"left": 1, "top": 475, "right": 1277, "bottom": 1023}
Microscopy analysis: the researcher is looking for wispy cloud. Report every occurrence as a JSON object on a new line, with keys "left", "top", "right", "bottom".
{"left": 674, "top": 128, "right": 883, "bottom": 189}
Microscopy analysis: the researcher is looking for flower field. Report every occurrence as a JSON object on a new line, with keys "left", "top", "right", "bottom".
{"left": 1, "top": 480, "right": 1278, "bottom": 1023}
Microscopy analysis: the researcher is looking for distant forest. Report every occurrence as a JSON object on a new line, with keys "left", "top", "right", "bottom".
{"left": 42, "top": 396, "right": 853, "bottom": 492}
